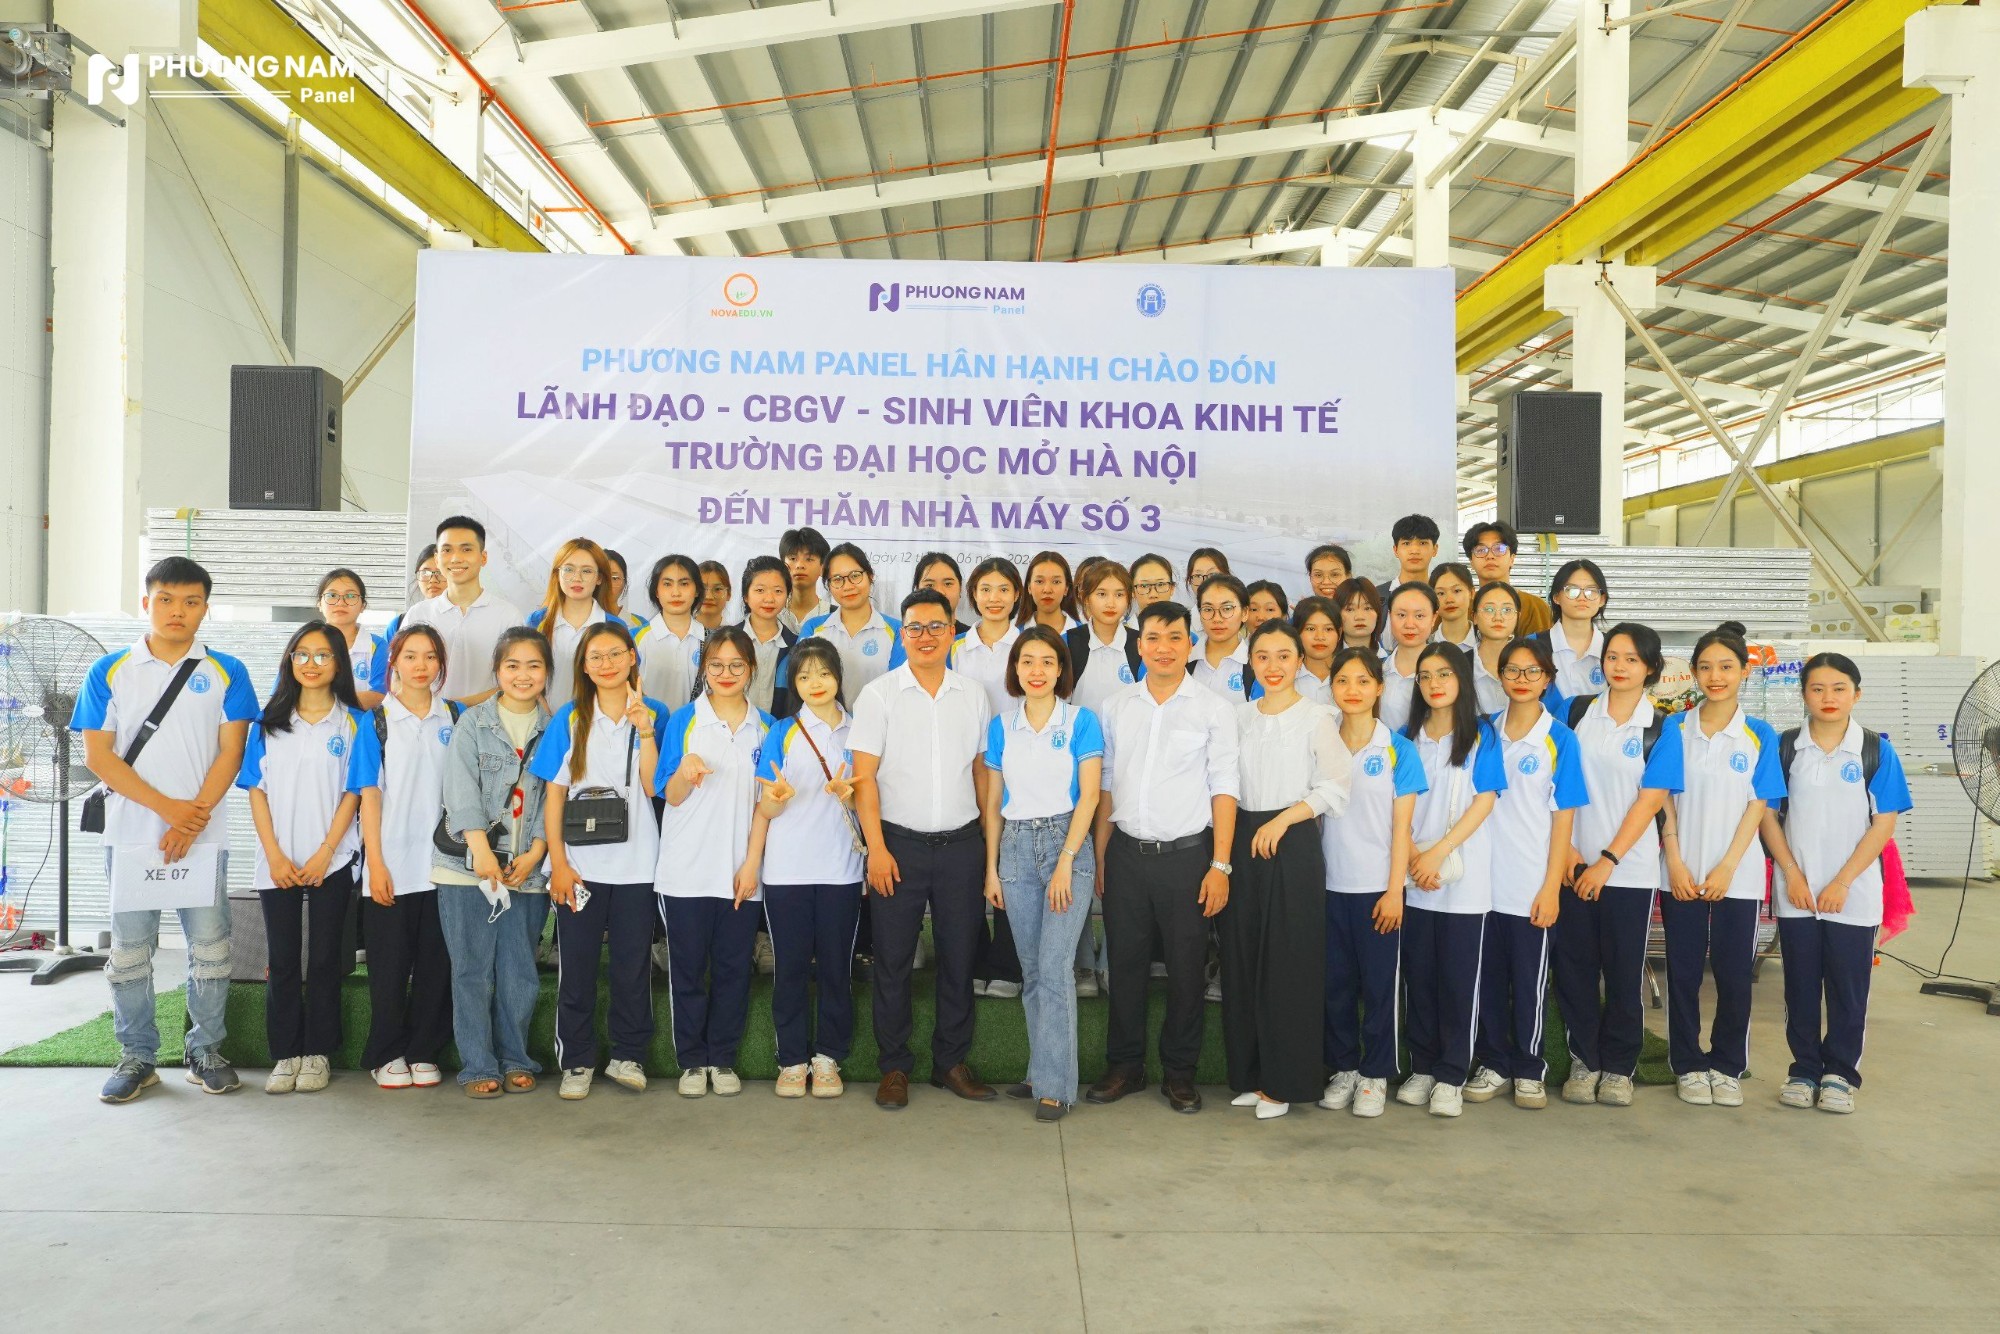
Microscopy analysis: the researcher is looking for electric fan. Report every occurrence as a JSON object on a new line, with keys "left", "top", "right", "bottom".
{"left": 1922, "top": 660, "right": 2000, "bottom": 1016}
{"left": 0, "top": 613, "right": 109, "bottom": 984}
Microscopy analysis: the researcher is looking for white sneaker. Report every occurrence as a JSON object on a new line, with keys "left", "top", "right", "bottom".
{"left": 913, "top": 936, "right": 931, "bottom": 970}
{"left": 1677, "top": 1072, "right": 1714, "bottom": 1105}
{"left": 776, "top": 1064, "right": 809, "bottom": 1097}
{"left": 1318, "top": 1070, "right": 1359, "bottom": 1111}
{"left": 1395, "top": 1074, "right": 1437, "bottom": 1106}
{"left": 1462, "top": 1066, "right": 1509, "bottom": 1103}
{"left": 372, "top": 1058, "right": 413, "bottom": 1089}
{"left": 1817, "top": 1076, "right": 1855, "bottom": 1114}
{"left": 605, "top": 1059, "right": 647, "bottom": 1092}
{"left": 1352, "top": 1077, "right": 1388, "bottom": 1118}
{"left": 409, "top": 1062, "right": 442, "bottom": 1088}
{"left": 972, "top": 978, "right": 991, "bottom": 996}
{"left": 1598, "top": 1073, "right": 1634, "bottom": 1106}
{"left": 754, "top": 933, "right": 776, "bottom": 976}
{"left": 1428, "top": 1083, "right": 1463, "bottom": 1118}
{"left": 651, "top": 939, "right": 673, "bottom": 974}
{"left": 1149, "top": 961, "right": 1168, "bottom": 980}
{"left": 1255, "top": 1098, "right": 1290, "bottom": 1120}
{"left": 1513, "top": 1078, "right": 1548, "bottom": 1109}
{"left": 265, "top": 1057, "right": 300, "bottom": 1095}
{"left": 1561, "top": 1064, "right": 1599, "bottom": 1105}
{"left": 558, "top": 1067, "right": 593, "bottom": 1100}
{"left": 1204, "top": 961, "right": 1222, "bottom": 1004}
{"left": 1230, "top": 1091, "right": 1260, "bottom": 1107}
{"left": 1779, "top": 1078, "right": 1817, "bottom": 1109}
{"left": 296, "top": 1055, "right": 330, "bottom": 1093}
{"left": 809, "top": 1054, "right": 844, "bottom": 1098}
{"left": 1708, "top": 1071, "right": 1743, "bottom": 1107}
{"left": 1074, "top": 967, "right": 1100, "bottom": 998}
{"left": 985, "top": 979, "right": 1021, "bottom": 999}
{"left": 710, "top": 1067, "right": 742, "bottom": 1096}
{"left": 677, "top": 1067, "right": 709, "bottom": 1098}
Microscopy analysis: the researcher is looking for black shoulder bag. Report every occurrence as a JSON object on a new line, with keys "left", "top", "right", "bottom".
{"left": 79, "top": 657, "right": 202, "bottom": 834}
{"left": 563, "top": 725, "right": 636, "bottom": 846}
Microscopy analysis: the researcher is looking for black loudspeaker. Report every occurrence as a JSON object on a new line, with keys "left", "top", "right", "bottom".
{"left": 1495, "top": 389, "right": 1601, "bottom": 535}
{"left": 229, "top": 365, "right": 343, "bottom": 510}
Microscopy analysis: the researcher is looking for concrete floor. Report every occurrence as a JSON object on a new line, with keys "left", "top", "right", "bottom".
{"left": 5, "top": 883, "right": 2000, "bottom": 1331}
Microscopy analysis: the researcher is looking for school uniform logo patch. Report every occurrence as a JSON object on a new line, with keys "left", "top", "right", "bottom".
{"left": 1228, "top": 671, "right": 1242, "bottom": 692}
{"left": 327, "top": 734, "right": 347, "bottom": 759}
{"left": 1621, "top": 737, "right": 1643, "bottom": 759}
{"left": 1729, "top": 751, "right": 1750, "bottom": 774}
{"left": 1840, "top": 760, "right": 1864, "bottom": 783}
{"left": 1589, "top": 666, "right": 1606, "bottom": 687}
{"left": 1050, "top": 729, "right": 1068, "bottom": 750}
{"left": 188, "top": 674, "right": 212, "bottom": 694}
{"left": 437, "top": 725, "right": 453, "bottom": 746}
{"left": 862, "top": 639, "right": 880, "bottom": 657}
{"left": 1362, "top": 754, "right": 1386, "bottom": 777}
{"left": 1517, "top": 754, "right": 1540, "bottom": 776}
{"left": 1118, "top": 665, "right": 1135, "bottom": 684}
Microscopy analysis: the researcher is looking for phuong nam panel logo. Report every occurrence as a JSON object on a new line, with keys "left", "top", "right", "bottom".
{"left": 1136, "top": 283, "right": 1166, "bottom": 317}
{"left": 85, "top": 54, "right": 142, "bottom": 106}
{"left": 867, "top": 279, "right": 1025, "bottom": 315}
{"left": 81, "top": 50, "right": 361, "bottom": 107}
{"left": 868, "top": 282, "right": 901, "bottom": 313}
{"left": 712, "top": 272, "right": 772, "bottom": 319}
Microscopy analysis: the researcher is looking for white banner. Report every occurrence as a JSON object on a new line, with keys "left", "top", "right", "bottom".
{"left": 407, "top": 254, "right": 1455, "bottom": 609}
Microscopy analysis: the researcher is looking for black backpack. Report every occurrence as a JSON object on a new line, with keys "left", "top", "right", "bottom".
{"left": 374, "top": 698, "right": 464, "bottom": 753}
{"left": 1566, "top": 693, "right": 1664, "bottom": 760}
{"left": 1065, "top": 625, "right": 1144, "bottom": 692}
{"left": 1773, "top": 726, "right": 1882, "bottom": 830}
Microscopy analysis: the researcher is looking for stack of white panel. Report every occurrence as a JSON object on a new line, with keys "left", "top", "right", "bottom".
{"left": 141, "top": 509, "right": 413, "bottom": 612}
{"left": 1849, "top": 655, "right": 1992, "bottom": 878}
{"left": 1509, "top": 539, "right": 1812, "bottom": 640}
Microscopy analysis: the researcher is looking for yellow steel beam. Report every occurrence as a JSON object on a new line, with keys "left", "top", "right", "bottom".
{"left": 200, "top": 0, "right": 543, "bottom": 253}
{"left": 1623, "top": 422, "right": 1940, "bottom": 518}
{"left": 1456, "top": 0, "right": 1959, "bottom": 372}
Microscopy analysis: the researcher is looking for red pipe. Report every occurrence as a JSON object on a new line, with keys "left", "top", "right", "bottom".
{"left": 1034, "top": 0, "right": 1078, "bottom": 262}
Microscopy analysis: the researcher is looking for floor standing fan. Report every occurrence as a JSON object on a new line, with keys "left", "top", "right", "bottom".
{"left": 0, "top": 614, "right": 110, "bottom": 984}
{"left": 1924, "top": 661, "right": 2000, "bottom": 1016}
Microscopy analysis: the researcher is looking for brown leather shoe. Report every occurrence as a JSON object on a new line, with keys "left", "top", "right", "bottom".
{"left": 1162, "top": 1076, "right": 1202, "bottom": 1114}
{"left": 1085, "top": 1069, "right": 1147, "bottom": 1104}
{"left": 875, "top": 1071, "right": 909, "bottom": 1110}
{"left": 929, "top": 1063, "right": 997, "bottom": 1101}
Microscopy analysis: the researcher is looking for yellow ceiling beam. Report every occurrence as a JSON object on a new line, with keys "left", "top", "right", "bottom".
{"left": 200, "top": 0, "right": 543, "bottom": 253}
{"left": 1457, "top": 0, "right": 1959, "bottom": 372}
{"left": 1623, "top": 422, "right": 1940, "bottom": 518}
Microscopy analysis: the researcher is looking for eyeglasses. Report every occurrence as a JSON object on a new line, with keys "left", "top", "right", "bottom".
{"left": 558, "top": 565, "right": 597, "bottom": 580}
{"left": 1477, "top": 603, "right": 1515, "bottom": 617}
{"left": 1416, "top": 670, "right": 1457, "bottom": 685}
{"left": 705, "top": 659, "right": 749, "bottom": 677}
{"left": 904, "top": 621, "right": 953, "bottom": 639}
{"left": 1471, "top": 543, "right": 1512, "bottom": 558}
{"left": 584, "top": 649, "right": 631, "bottom": 667}
{"left": 1133, "top": 579, "right": 1173, "bottom": 596}
{"left": 290, "top": 651, "right": 337, "bottom": 667}
{"left": 1558, "top": 585, "right": 1604, "bottom": 603}
{"left": 1501, "top": 665, "right": 1547, "bottom": 680}
{"left": 828, "top": 570, "right": 868, "bottom": 588}
{"left": 1199, "top": 603, "right": 1240, "bottom": 618}
{"left": 320, "top": 591, "right": 361, "bottom": 605}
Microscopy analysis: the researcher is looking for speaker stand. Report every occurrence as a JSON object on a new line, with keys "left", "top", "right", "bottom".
{"left": 1919, "top": 980, "right": 2000, "bottom": 1016}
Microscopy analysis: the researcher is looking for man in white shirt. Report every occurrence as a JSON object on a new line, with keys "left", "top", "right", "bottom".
{"left": 777, "top": 526, "right": 833, "bottom": 635}
{"left": 851, "top": 589, "right": 996, "bottom": 1109}
{"left": 397, "top": 515, "right": 521, "bottom": 706}
{"left": 1088, "top": 601, "right": 1240, "bottom": 1113}
{"left": 73, "top": 558, "right": 258, "bottom": 1103}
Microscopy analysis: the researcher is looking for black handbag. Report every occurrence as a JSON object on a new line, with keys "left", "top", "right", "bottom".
{"left": 563, "top": 726, "right": 635, "bottom": 847}
{"left": 79, "top": 656, "right": 201, "bottom": 835}
{"left": 432, "top": 745, "right": 530, "bottom": 860}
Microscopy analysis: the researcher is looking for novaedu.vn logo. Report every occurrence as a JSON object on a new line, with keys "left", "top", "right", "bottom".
{"left": 711, "top": 272, "right": 772, "bottom": 319}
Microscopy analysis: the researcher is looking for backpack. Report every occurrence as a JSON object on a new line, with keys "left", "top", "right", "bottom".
{"left": 1064, "top": 625, "right": 1144, "bottom": 692}
{"left": 1566, "top": 693, "right": 1664, "bottom": 760}
{"left": 375, "top": 698, "right": 464, "bottom": 753}
{"left": 1774, "top": 726, "right": 1882, "bottom": 829}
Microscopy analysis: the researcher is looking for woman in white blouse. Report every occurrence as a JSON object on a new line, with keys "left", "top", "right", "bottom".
{"left": 1221, "top": 620, "right": 1353, "bottom": 1119}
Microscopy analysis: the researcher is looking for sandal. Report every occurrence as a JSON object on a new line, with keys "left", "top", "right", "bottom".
{"left": 504, "top": 1071, "right": 537, "bottom": 1093}
{"left": 465, "top": 1078, "right": 504, "bottom": 1099}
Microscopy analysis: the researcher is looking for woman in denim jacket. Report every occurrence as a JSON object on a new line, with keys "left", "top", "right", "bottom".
{"left": 435, "top": 628, "right": 553, "bottom": 1096}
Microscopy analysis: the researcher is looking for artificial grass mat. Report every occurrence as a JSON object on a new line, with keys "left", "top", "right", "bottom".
{"left": 2, "top": 966, "right": 1674, "bottom": 1085}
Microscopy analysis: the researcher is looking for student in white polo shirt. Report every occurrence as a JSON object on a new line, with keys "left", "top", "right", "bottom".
{"left": 1065, "top": 561, "right": 1141, "bottom": 719}
{"left": 395, "top": 515, "right": 523, "bottom": 707}
{"left": 1554, "top": 622, "right": 1685, "bottom": 1109}
{"left": 652, "top": 629, "right": 773, "bottom": 1098}
{"left": 1129, "top": 553, "right": 1176, "bottom": 624}
{"left": 1543, "top": 558, "right": 1609, "bottom": 700}
{"left": 1658, "top": 621, "right": 1787, "bottom": 1109}
{"left": 1759, "top": 653, "right": 1912, "bottom": 1114}
{"left": 75, "top": 557, "right": 258, "bottom": 1103}
{"left": 315, "top": 568, "right": 386, "bottom": 711}
{"left": 525, "top": 536, "right": 618, "bottom": 705}
{"left": 1018, "top": 551, "right": 1082, "bottom": 636}
{"left": 360, "top": 624, "right": 459, "bottom": 1091}
{"left": 733, "top": 556, "right": 797, "bottom": 717}
{"left": 1469, "top": 582, "right": 1521, "bottom": 716}
{"left": 1465, "top": 636, "right": 1587, "bottom": 1111}
{"left": 637, "top": 553, "right": 707, "bottom": 710}
{"left": 851, "top": 588, "right": 995, "bottom": 1110}
{"left": 736, "top": 639, "right": 865, "bottom": 1099}
{"left": 602, "top": 548, "right": 646, "bottom": 632}
{"left": 531, "top": 620, "right": 669, "bottom": 1101}
{"left": 1428, "top": 562, "right": 1478, "bottom": 653}
{"left": 950, "top": 556, "right": 1024, "bottom": 717}
{"left": 239, "top": 621, "right": 381, "bottom": 1095}
{"left": 980, "top": 626, "right": 1105, "bottom": 1121}
{"left": 800, "top": 543, "right": 905, "bottom": 699}
{"left": 1333, "top": 577, "right": 1383, "bottom": 653}
{"left": 1289, "top": 597, "right": 1339, "bottom": 708}
{"left": 1192, "top": 575, "right": 1250, "bottom": 699}
{"left": 1379, "top": 582, "right": 1437, "bottom": 733}
{"left": 1396, "top": 644, "right": 1508, "bottom": 1120}
{"left": 778, "top": 526, "right": 834, "bottom": 635}
{"left": 1086, "top": 600, "right": 1240, "bottom": 1115}
{"left": 1317, "top": 647, "right": 1426, "bottom": 1120}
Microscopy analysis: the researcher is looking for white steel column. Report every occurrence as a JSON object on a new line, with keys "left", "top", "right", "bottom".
{"left": 46, "top": 3, "right": 152, "bottom": 614}
{"left": 1410, "top": 120, "right": 1453, "bottom": 270}
{"left": 1907, "top": 8, "right": 2000, "bottom": 663}
{"left": 1558, "top": 0, "right": 1635, "bottom": 543}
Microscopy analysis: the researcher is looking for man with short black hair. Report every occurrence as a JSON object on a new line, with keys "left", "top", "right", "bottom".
{"left": 1088, "top": 600, "right": 1240, "bottom": 1114}
{"left": 777, "top": 526, "right": 833, "bottom": 634}
{"left": 851, "top": 587, "right": 997, "bottom": 1109}
{"left": 73, "top": 557, "right": 258, "bottom": 1103}
{"left": 1462, "top": 519, "right": 1553, "bottom": 634}
{"left": 391, "top": 515, "right": 522, "bottom": 705}
{"left": 1389, "top": 515, "right": 1441, "bottom": 587}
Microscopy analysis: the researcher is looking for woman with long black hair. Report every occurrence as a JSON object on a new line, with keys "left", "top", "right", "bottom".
{"left": 1545, "top": 558, "right": 1610, "bottom": 700}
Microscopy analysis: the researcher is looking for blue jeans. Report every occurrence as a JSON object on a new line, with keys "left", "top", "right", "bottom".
{"left": 436, "top": 884, "right": 542, "bottom": 1084}
{"left": 999, "top": 815, "right": 1096, "bottom": 1104}
{"left": 106, "top": 849, "right": 233, "bottom": 1065}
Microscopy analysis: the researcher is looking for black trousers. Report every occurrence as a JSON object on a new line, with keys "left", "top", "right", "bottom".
{"left": 1104, "top": 829, "right": 1212, "bottom": 1081}
{"left": 1552, "top": 883, "right": 1655, "bottom": 1078}
{"left": 259, "top": 862, "right": 356, "bottom": 1061}
{"left": 362, "top": 888, "right": 453, "bottom": 1070}
{"left": 871, "top": 827, "right": 985, "bottom": 1075}
{"left": 1777, "top": 916, "right": 1876, "bottom": 1087}
{"left": 1219, "top": 813, "right": 1326, "bottom": 1103}
{"left": 553, "top": 880, "right": 657, "bottom": 1068}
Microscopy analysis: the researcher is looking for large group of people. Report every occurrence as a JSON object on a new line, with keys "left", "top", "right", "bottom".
{"left": 72, "top": 511, "right": 1911, "bottom": 1123}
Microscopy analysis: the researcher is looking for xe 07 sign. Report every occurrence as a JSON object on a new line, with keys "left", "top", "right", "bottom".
{"left": 407, "top": 254, "right": 1455, "bottom": 609}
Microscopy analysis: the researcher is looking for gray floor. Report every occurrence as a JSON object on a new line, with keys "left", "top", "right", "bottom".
{"left": 5, "top": 885, "right": 2000, "bottom": 1331}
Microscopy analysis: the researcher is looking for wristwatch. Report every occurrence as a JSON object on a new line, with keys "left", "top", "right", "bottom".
{"left": 1210, "top": 859, "right": 1233, "bottom": 875}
